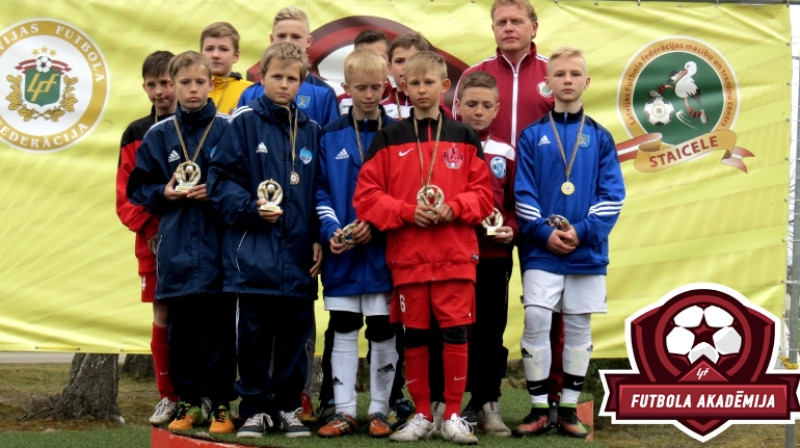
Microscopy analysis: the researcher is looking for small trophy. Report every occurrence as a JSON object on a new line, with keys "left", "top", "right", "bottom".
{"left": 482, "top": 208, "right": 505, "bottom": 236}
{"left": 335, "top": 222, "right": 358, "bottom": 246}
{"left": 546, "top": 214, "right": 571, "bottom": 231}
{"left": 417, "top": 184, "right": 444, "bottom": 213}
{"left": 257, "top": 179, "right": 283, "bottom": 211}
{"left": 175, "top": 161, "right": 201, "bottom": 191}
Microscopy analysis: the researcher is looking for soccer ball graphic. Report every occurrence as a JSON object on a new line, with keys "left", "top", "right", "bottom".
{"left": 35, "top": 55, "right": 52, "bottom": 73}
{"left": 665, "top": 305, "right": 742, "bottom": 364}
{"left": 644, "top": 96, "right": 675, "bottom": 126}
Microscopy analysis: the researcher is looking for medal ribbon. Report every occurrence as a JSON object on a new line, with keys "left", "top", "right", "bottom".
{"left": 412, "top": 115, "right": 443, "bottom": 189}
{"left": 173, "top": 115, "right": 216, "bottom": 165}
{"left": 353, "top": 112, "right": 382, "bottom": 163}
{"left": 548, "top": 111, "right": 585, "bottom": 186}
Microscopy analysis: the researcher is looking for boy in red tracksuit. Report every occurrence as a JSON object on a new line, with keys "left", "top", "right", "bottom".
{"left": 354, "top": 51, "right": 493, "bottom": 445}
{"left": 115, "top": 50, "right": 178, "bottom": 426}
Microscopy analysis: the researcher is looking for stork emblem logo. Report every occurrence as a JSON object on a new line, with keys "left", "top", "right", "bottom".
{"left": 615, "top": 37, "right": 752, "bottom": 173}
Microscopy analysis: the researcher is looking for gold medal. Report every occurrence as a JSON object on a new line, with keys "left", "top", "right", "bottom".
{"left": 290, "top": 171, "right": 300, "bottom": 185}
{"left": 561, "top": 181, "right": 575, "bottom": 196}
{"left": 172, "top": 116, "right": 215, "bottom": 191}
{"left": 549, "top": 111, "right": 585, "bottom": 197}
{"left": 413, "top": 114, "right": 444, "bottom": 212}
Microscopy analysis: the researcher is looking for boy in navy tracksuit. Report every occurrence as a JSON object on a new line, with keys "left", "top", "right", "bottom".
{"left": 315, "top": 49, "right": 397, "bottom": 439}
{"left": 127, "top": 51, "right": 236, "bottom": 434}
{"left": 207, "top": 42, "right": 322, "bottom": 439}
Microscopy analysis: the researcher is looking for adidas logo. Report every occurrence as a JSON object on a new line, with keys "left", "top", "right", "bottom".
{"left": 332, "top": 376, "right": 343, "bottom": 386}
{"left": 538, "top": 135, "right": 551, "bottom": 146}
{"left": 335, "top": 148, "right": 349, "bottom": 160}
{"left": 377, "top": 363, "right": 395, "bottom": 374}
{"left": 167, "top": 150, "right": 180, "bottom": 162}
{"left": 256, "top": 142, "right": 268, "bottom": 154}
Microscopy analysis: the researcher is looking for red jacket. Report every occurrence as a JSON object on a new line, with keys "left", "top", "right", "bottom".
{"left": 477, "top": 131, "right": 519, "bottom": 259}
{"left": 116, "top": 108, "right": 168, "bottom": 275}
{"left": 354, "top": 109, "right": 493, "bottom": 286}
{"left": 453, "top": 44, "right": 553, "bottom": 148}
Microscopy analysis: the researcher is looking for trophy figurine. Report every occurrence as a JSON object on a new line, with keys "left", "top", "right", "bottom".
{"left": 335, "top": 221, "right": 359, "bottom": 246}
{"left": 482, "top": 208, "right": 505, "bottom": 236}
{"left": 175, "top": 161, "right": 201, "bottom": 191}
{"left": 257, "top": 179, "right": 283, "bottom": 211}
{"left": 417, "top": 184, "right": 444, "bottom": 213}
{"left": 546, "top": 214, "right": 571, "bottom": 231}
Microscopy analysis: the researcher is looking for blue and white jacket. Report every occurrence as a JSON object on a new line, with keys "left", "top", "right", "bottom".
{"left": 127, "top": 100, "right": 230, "bottom": 299}
{"left": 237, "top": 74, "right": 339, "bottom": 127}
{"left": 207, "top": 95, "right": 322, "bottom": 299}
{"left": 515, "top": 108, "right": 625, "bottom": 275}
{"left": 316, "top": 106, "right": 394, "bottom": 297}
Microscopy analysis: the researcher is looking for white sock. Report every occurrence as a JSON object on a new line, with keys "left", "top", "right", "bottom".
{"left": 332, "top": 330, "right": 359, "bottom": 417}
{"left": 368, "top": 336, "right": 398, "bottom": 416}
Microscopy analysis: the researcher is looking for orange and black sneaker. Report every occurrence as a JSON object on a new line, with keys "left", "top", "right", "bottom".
{"left": 209, "top": 405, "right": 235, "bottom": 434}
{"left": 367, "top": 412, "right": 392, "bottom": 438}
{"left": 167, "top": 402, "right": 205, "bottom": 432}
{"left": 317, "top": 413, "right": 357, "bottom": 437}
{"left": 556, "top": 405, "right": 589, "bottom": 438}
{"left": 512, "top": 405, "right": 551, "bottom": 437}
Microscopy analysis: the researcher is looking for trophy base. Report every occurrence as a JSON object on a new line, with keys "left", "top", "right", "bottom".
{"left": 486, "top": 228, "right": 506, "bottom": 236}
{"left": 175, "top": 185, "right": 192, "bottom": 192}
{"left": 259, "top": 204, "right": 281, "bottom": 212}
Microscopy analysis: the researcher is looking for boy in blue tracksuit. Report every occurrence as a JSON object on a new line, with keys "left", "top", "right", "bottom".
{"left": 127, "top": 51, "right": 236, "bottom": 434}
{"left": 514, "top": 47, "right": 625, "bottom": 439}
{"left": 236, "top": 6, "right": 338, "bottom": 128}
{"left": 314, "top": 49, "right": 397, "bottom": 439}
{"left": 207, "top": 42, "right": 322, "bottom": 439}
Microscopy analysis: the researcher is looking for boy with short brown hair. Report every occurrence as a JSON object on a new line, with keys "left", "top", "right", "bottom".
{"left": 116, "top": 49, "right": 178, "bottom": 426}
{"left": 207, "top": 42, "right": 323, "bottom": 439}
{"left": 454, "top": 70, "right": 517, "bottom": 436}
{"left": 354, "top": 51, "right": 493, "bottom": 445}
{"left": 127, "top": 50, "right": 236, "bottom": 435}
{"left": 200, "top": 22, "right": 252, "bottom": 114}
{"left": 382, "top": 32, "right": 430, "bottom": 120}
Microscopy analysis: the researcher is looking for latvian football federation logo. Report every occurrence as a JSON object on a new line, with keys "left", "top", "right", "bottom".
{"left": 616, "top": 37, "right": 752, "bottom": 174}
{"left": 0, "top": 19, "right": 109, "bottom": 153}
{"left": 600, "top": 283, "right": 800, "bottom": 442}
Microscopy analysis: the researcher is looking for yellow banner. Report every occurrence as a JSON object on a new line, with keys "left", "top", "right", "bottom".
{"left": 0, "top": 1, "right": 790, "bottom": 358}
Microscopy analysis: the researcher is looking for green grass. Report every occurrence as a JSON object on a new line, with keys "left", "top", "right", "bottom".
{"left": 0, "top": 361, "right": 798, "bottom": 448}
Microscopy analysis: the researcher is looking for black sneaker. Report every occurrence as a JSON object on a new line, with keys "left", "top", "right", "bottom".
{"left": 392, "top": 398, "right": 415, "bottom": 421}
{"left": 279, "top": 408, "right": 311, "bottom": 438}
{"left": 460, "top": 401, "right": 480, "bottom": 425}
{"left": 556, "top": 406, "right": 589, "bottom": 438}
{"left": 316, "top": 398, "right": 336, "bottom": 423}
{"left": 237, "top": 412, "right": 274, "bottom": 438}
{"left": 512, "top": 406, "right": 551, "bottom": 437}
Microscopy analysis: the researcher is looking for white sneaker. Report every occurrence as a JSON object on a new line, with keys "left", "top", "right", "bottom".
{"left": 431, "top": 401, "right": 445, "bottom": 438}
{"left": 479, "top": 401, "right": 511, "bottom": 437}
{"left": 441, "top": 414, "right": 478, "bottom": 445}
{"left": 389, "top": 413, "right": 435, "bottom": 442}
{"left": 149, "top": 397, "right": 177, "bottom": 425}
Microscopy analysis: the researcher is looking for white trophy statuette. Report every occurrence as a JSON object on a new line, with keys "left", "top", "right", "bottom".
{"left": 258, "top": 179, "right": 283, "bottom": 211}
{"left": 482, "top": 208, "right": 505, "bottom": 236}
{"left": 175, "top": 161, "right": 201, "bottom": 191}
{"left": 417, "top": 184, "right": 444, "bottom": 213}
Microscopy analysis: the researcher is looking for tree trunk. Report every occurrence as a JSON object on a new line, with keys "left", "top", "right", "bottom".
{"left": 51, "top": 353, "right": 124, "bottom": 423}
{"left": 121, "top": 353, "right": 154, "bottom": 380}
